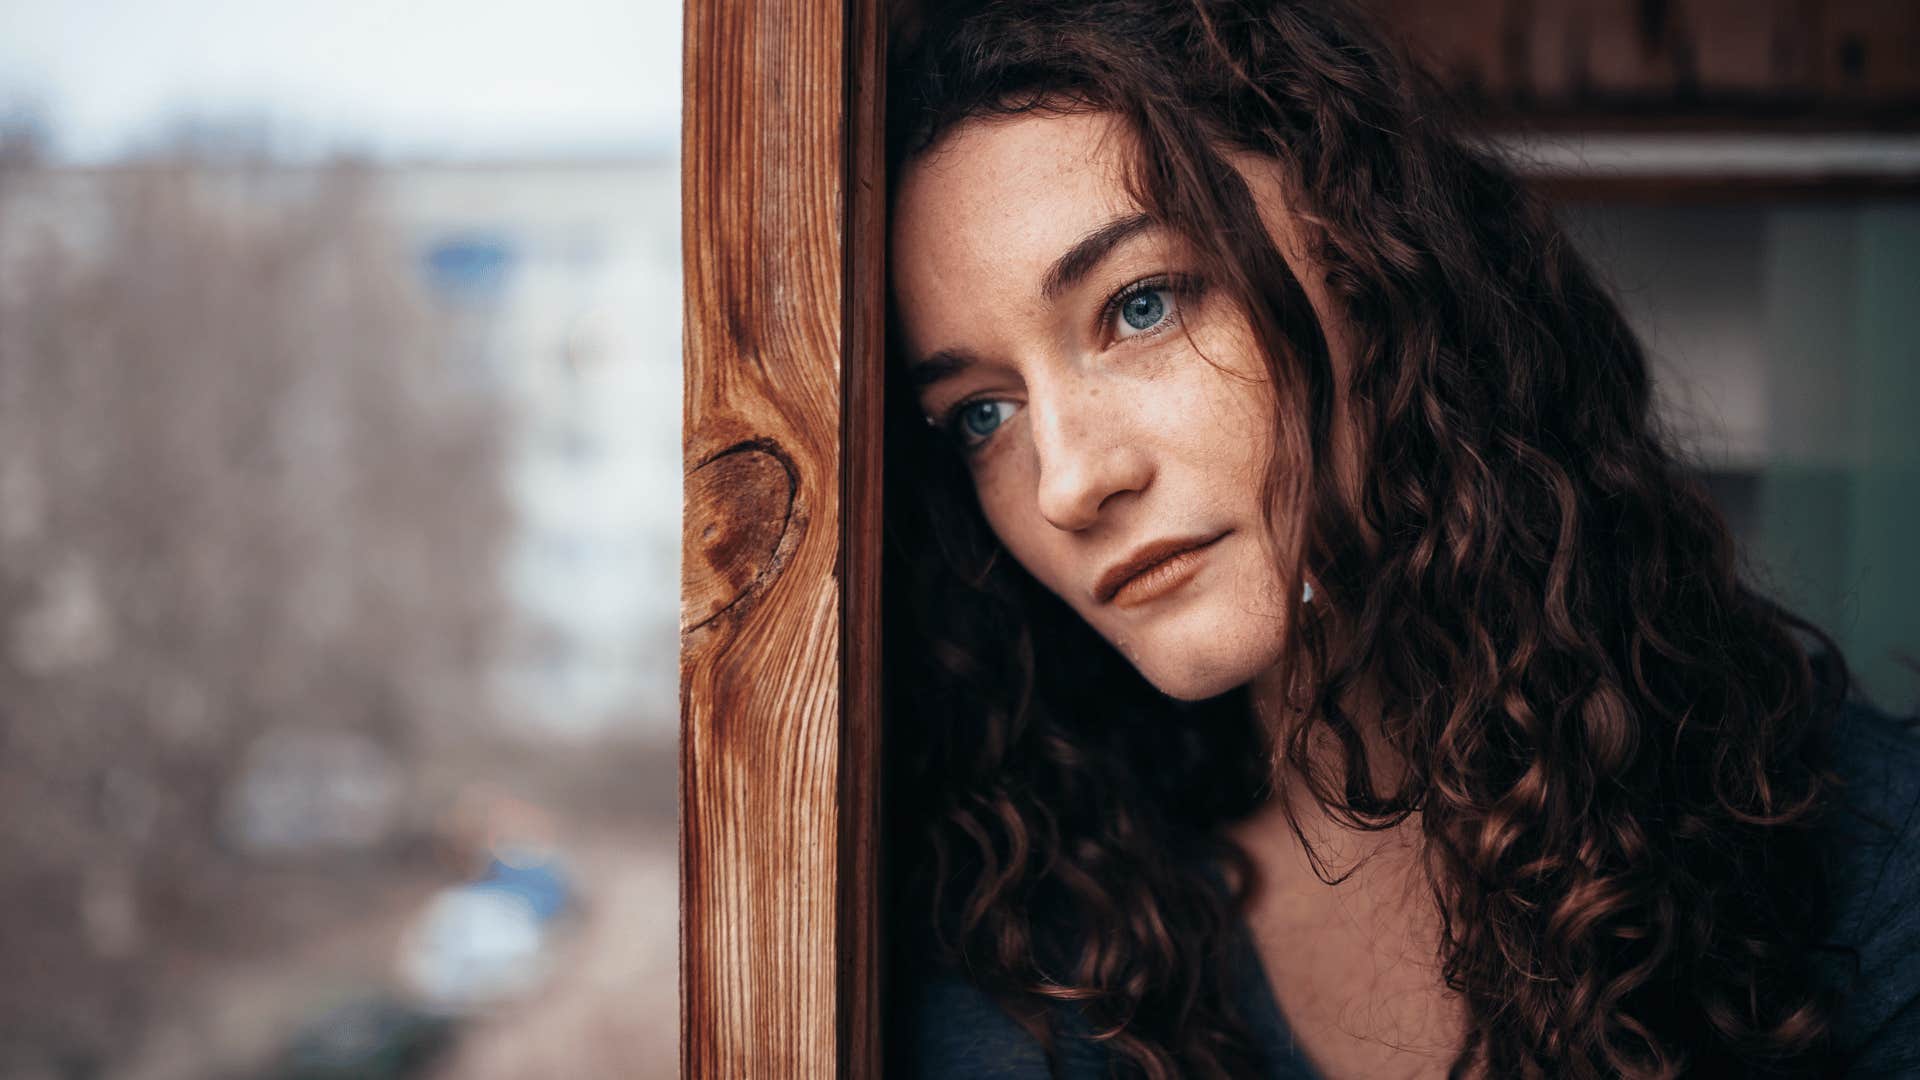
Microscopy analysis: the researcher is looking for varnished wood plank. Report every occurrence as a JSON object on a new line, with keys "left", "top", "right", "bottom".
{"left": 838, "top": 0, "right": 887, "bottom": 1075}
{"left": 680, "top": 0, "right": 885, "bottom": 1074}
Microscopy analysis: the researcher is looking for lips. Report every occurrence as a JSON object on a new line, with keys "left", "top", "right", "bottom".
{"left": 1094, "top": 530, "right": 1230, "bottom": 605}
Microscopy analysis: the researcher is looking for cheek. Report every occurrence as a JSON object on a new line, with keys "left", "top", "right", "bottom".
{"left": 975, "top": 470, "right": 1048, "bottom": 573}
{"left": 1220, "top": 378, "right": 1279, "bottom": 489}
{"left": 1165, "top": 327, "right": 1277, "bottom": 486}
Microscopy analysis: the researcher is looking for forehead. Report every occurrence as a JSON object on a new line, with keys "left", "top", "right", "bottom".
{"left": 890, "top": 111, "right": 1144, "bottom": 320}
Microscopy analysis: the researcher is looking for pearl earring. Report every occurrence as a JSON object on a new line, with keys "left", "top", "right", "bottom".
{"left": 1302, "top": 578, "right": 1315, "bottom": 603}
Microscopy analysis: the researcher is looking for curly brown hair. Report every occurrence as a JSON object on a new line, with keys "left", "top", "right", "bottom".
{"left": 880, "top": 2, "right": 1854, "bottom": 1077}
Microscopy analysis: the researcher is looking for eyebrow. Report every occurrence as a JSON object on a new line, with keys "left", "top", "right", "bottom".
{"left": 1040, "top": 211, "right": 1157, "bottom": 303}
{"left": 906, "top": 346, "right": 980, "bottom": 392}
{"left": 906, "top": 211, "right": 1160, "bottom": 392}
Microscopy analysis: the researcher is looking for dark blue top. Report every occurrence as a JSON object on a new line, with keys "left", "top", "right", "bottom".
{"left": 900, "top": 697, "right": 1920, "bottom": 1078}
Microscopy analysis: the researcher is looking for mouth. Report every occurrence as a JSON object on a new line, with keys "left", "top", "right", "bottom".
{"left": 1094, "top": 530, "right": 1231, "bottom": 606}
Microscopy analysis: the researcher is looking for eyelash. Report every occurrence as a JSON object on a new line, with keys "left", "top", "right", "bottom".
{"left": 934, "top": 273, "right": 1201, "bottom": 455}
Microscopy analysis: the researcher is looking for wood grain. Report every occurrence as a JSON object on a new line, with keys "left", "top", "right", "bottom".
{"left": 681, "top": 0, "right": 886, "bottom": 1074}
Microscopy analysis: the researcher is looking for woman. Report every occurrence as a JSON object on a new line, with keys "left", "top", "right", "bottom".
{"left": 879, "top": 2, "right": 1920, "bottom": 1077}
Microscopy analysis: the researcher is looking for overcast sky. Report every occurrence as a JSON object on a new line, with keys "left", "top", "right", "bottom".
{"left": 0, "top": 0, "right": 681, "bottom": 162}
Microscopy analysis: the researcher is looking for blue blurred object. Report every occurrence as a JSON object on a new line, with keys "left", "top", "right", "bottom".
{"left": 420, "top": 234, "right": 516, "bottom": 301}
{"left": 473, "top": 846, "right": 574, "bottom": 924}
{"left": 398, "top": 845, "right": 578, "bottom": 1013}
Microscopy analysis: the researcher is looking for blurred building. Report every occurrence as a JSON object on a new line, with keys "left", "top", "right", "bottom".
{"left": 383, "top": 162, "right": 683, "bottom": 741}
{"left": 0, "top": 156, "right": 684, "bottom": 742}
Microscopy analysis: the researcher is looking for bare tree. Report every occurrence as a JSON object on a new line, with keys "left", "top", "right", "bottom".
{"left": 0, "top": 150, "right": 509, "bottom": 1072}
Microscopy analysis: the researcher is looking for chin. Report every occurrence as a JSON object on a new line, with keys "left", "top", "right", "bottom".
{"left": 1146, "top": 671, "right": 1245, "bottom": 702}
{"left": 1074, "top": 574, "right": 1291, "bottom": 703}
{"left": 1133, "top": 648, "right": 1271, "bottom": 703}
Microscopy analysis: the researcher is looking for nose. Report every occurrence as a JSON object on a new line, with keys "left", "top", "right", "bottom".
{"left": 1030, "top": 380, "right": 1154, "bottom": 532}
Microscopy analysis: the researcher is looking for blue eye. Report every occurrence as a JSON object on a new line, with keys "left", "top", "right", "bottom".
{"left": 942, "top": 398, "right": 1015, "bottom": 453}
{"left": 1110, "top": 282, "right": 1178, "bottom": 339}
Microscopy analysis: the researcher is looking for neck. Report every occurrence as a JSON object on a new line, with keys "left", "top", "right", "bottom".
{"left": 1248, "top": 654, "right": 1409, "bottom": 797}
{"left": 1237, "top": 657, "right": 1423, "bottom": 883}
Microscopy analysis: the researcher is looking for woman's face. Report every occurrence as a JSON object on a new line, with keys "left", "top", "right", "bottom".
{"left": 890, "top": 110, "right": 1354, "bottom": 702}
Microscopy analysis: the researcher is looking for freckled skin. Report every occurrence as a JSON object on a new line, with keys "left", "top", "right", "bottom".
{"left": 891, "top": 111, "right": 1359, "bottom": 701}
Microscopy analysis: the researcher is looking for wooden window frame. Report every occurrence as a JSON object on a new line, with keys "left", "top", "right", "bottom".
{"left": 680, "top": 0, "right": 887, "bottom": 1075}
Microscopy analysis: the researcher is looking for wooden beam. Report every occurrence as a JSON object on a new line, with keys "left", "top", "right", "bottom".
{"left": 680, "top": 0, "right": 885, "bottom": 1074}
{"left": 1366, "top": 0, "right": 1920, "bottom": 132}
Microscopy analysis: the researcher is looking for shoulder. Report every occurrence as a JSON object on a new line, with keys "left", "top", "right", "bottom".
{"left": 1818, "top": 694, "right": 1920, "bottom": 931}
{"left": 1812, "top": 694, "right": 1920, "bottom": 1070}
{"left": 892, "top": 956, "right": 1114, "bottom": 1080}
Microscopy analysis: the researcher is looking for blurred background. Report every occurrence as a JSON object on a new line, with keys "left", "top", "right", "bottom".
{"left": 0, "top": 1, "right": 1915, "bottom": 1079}
{"left": 1393, "top": 0, "right": 1920, "bottom": 718}
{"left": 0, "top": 1, "right": 682, "bottom": 1078}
